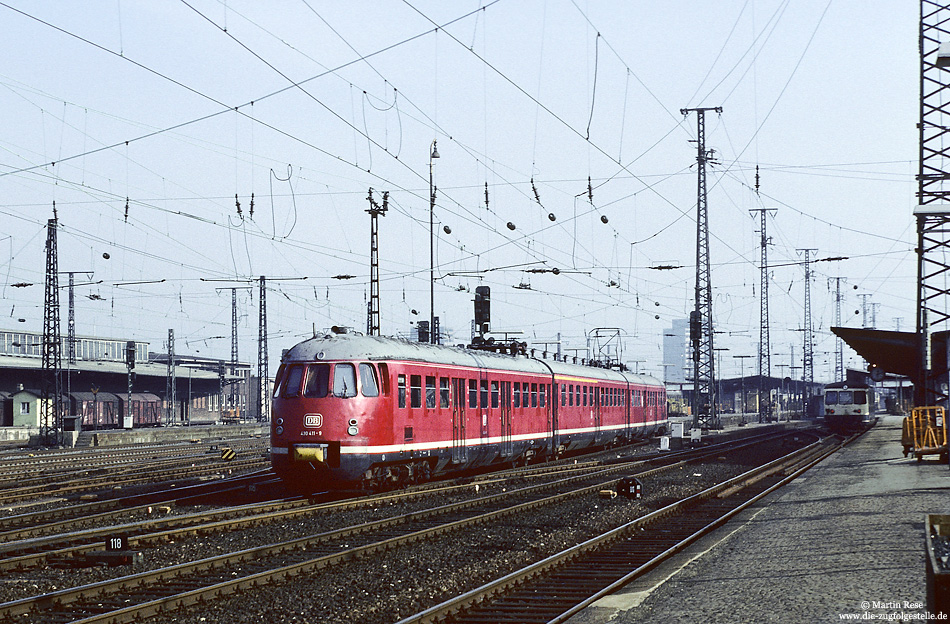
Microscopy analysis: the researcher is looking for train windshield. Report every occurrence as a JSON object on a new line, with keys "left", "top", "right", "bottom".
{"left": 304, "top": 364, "right": 330, "bottom": 398}
{"left": 333, "top": 363, "right": 358, "bottom": 398}
{"left": 359, "top": 363, "right": 379, "bottom": 397}
{"left": 853, "top": 391, "right": 867, "bottom": 405}
{"left": 825, "top": 391, "right": 838, "bottom": 405}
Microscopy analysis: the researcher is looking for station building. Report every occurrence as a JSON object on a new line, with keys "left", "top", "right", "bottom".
{"left": 0, "top": 328, "right": 260, "bottom": 430}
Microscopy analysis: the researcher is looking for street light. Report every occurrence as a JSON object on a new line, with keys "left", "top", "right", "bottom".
{"left": 429, "top": 139, "right": 440, "bottom": 344}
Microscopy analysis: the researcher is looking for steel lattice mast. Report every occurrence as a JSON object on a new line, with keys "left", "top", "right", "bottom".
{"left": 67, "top": 272, "right": 76, "bottom": 365}
{"left": 681, "top": 106, "right": 722, "bottom": 430}
{"left": 40, "top": 217, "right": 62, "bottom": 447}
{"left": 832, "top": 277, "right": 844, "bottom": 381}
{"left": 258, "top": 276, "right": 269, "bottom": 422}
{"left": 799, "top": 248, "right": 817, "bottom": 410}
{"left": 230, "top": 288, "right": 238, "bottom": 418}
{"left": 366, "top": 188, "right": 388, "bottom": 336}
{"left": 751, "top": 208, "right": 776, "bottom": 422}
{"left": 915, "top": 0, "right": 950, "bottom": 406}
{"left": 165, "top": 329, "right": 176, "bottom": 425}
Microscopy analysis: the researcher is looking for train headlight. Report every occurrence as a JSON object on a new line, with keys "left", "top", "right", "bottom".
{"left": 276, "top": 426, "right": 284, "bottom": 435}
{"left": 348, "top": 418, "right": 359, "bottom": 436}
{"left": 276, "top": 418, "right": 284, "bottom": 426}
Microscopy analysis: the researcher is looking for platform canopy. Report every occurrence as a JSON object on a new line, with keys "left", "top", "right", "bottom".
{"left": 830, "top": 327, "right": 918, "bottom": 378}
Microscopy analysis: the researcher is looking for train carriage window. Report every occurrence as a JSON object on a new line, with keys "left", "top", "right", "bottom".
{"left": 561, "top": 384, "right": 567, "bottom": 407}
{"left": 540, "top": 384, "right": 546, "bottom": 408}
{"left": 825, "top": 391, "right": 838, "bottom": 405}
{"left": 398, "top": 375, "right": 407, "bottom": 408}
{"left": 514, "top": 383, "right": 521, "bottom": 408}
{"left": 469, "top": 380, "right": 477, "bottom": 409}
{"left": 569, "top": 384, "right": 573, "bottom": 407}
{"left": 531, "top": 383, "right": 538, "bottom": 408}
{"left": 440, "top": 377, "right": 450, "bottom": 408}
{"left": 359, "top": 364, "right": 379, "bottom": 397}
{"left": 333, "top": 364, "right": 358, "bottom": 398}
{"left": 281, "top": 365, "right": 305, "bottom": 398}
{"left": 576, "top": 386, "right": 580, "bottom": 406}
{"left": 491, "top": 381, "right": 499, "bottom": 408}
{"left": 410, "top": 375, "right": 422, "bottom": 408}
{"left": 425, "top": 376, "right": 436, "bottom": 409}
{"left": 583, "top": 386, "right": 587, "bottom": 407}
{"left": 854, "top": 391, "right": 867, "bottom": 404}
{"left": 480, "top": 380, "right": 489, "bottom": 409}
{"left": 304, "top": 363, "right": 330, "bottom": 398}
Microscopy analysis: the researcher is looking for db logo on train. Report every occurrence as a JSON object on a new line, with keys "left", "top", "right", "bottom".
{"left": 304, "top": 413, "right": 323, "bottom": 428}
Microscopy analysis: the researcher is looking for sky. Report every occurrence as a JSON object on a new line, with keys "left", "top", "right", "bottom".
{"left": 0, "top": 1, "right": 921, "bottom": 383}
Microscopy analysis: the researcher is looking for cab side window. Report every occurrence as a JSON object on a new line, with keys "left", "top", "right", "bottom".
{"left": 282, "top": 365, "right": 304, "bottom": 398}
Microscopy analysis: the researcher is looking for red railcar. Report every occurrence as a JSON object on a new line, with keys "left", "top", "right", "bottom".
{"left": 271, "top": 331, "right": 667, "bottom": 489}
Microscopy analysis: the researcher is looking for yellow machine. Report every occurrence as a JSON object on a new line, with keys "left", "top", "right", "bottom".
{"left": 903, "top": 406, "right": 948, "bottom": 462}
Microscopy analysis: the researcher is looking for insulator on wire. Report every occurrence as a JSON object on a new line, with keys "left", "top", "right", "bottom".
{"left": 249, "top": 193, "right": 255, "bottom": 219}
{"left": 588, "top": 176, "right": 593, "bottom": 202}
{"left": 548, "top": 213, "right": 556, "bottom": 222}
{"left": 507, "top": 222, "right": 516, "bottom": 231}
{"left": 124, "top": 198, "right": 129, "bottom": 223}
{"left": 531, "top": 177, "right": 541, "bottom": 204}
{"left": 484, "top": 182, "right": 490, "bottom": 210}
{"left": 235, "top": 194, "right": 242, "bottom": 217}
{"left": 601, "top": 215, "right": 608, "bottom": 224}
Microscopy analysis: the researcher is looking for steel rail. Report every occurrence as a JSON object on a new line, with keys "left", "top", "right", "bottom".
{"left": 0, "top": 433, "right": 783, "bottom": 622}
{"left": 393, "top": 437, "right": 841, "bottom": 624}
{"left": 0, "top": 457, "right": 268, "bottom": 505}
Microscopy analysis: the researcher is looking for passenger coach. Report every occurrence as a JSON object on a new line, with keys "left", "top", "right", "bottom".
{"left": 270, "top": 330, "right": 667, "bottom": 489}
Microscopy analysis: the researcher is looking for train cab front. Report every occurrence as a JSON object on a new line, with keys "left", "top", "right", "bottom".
{"left": 270, "top": 356, "right": 385, "bottom": 487}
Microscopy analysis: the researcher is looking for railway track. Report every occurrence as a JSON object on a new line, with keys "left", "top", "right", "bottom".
{"left": 0, "top": 430, "right": 790, "bottom": 574}
{"left": 396, "top": 431, "right": 861, "bottom": 624}
{"left": 0, "top": 440, "right": 269, "bottom": 506}
{"left": 0, "top": 430, "right": 811, "bottom": 623}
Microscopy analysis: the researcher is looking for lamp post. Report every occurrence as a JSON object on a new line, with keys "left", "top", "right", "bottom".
{"left": 429, "top": 139, "right": 440, "bottom": 344}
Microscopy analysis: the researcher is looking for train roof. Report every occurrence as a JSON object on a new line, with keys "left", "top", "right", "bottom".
{"left": 282, "top": 332, "right": 663, "bottom": 388}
